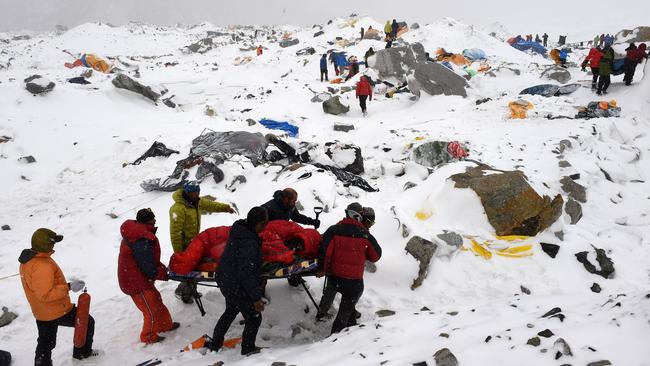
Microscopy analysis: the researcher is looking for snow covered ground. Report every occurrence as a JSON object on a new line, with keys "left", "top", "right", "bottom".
{"left": 1, "top": 16, "right": 649, "bottom": 366}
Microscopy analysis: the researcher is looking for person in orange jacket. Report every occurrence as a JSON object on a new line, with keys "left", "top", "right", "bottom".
{"left": 118, "top": 209, "right": 179, "bottom": 344}
{"left": 355, "top": 76, "right": 373, "bottom": 116}
{"left": 19, "top": 228, "right": 101, "bottom": 366}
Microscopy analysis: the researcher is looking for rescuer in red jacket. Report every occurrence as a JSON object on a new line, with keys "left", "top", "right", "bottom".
{"left": 355, "top": 76, "right": 373, "bottom": 116}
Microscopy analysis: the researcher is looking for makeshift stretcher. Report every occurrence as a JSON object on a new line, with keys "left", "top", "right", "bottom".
{"left": 168, "top": 258, "right": 320, "bottom": 316}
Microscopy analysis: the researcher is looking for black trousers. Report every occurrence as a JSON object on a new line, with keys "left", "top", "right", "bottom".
{"left": 317, "top": 276, "right": 337, "bottom": 317}
{"left": 359, "top": 95, "right": 368, "bottom": 113}
{"left": 590, "top": 67, "right": 600, "bottom": 87}
{"left": 320, "top": 68, "right": 328, "bottom": 82}
{"left": 623, "top": 58, "right": 637, "bottom": 85}
{"left": 212, "top": 290, "right": 261, "bottom": 355}
{"left": 35, "top": 307, "right": 95, "bottom": 366}
{"left": 329, "top": 277, "right": 364, "bottom": 334}
{"left": 597, "top": 74, "right": 611, "bottom": 93}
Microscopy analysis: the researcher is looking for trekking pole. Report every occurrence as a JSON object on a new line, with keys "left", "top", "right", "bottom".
{"left": 300, "top": 281, "right": 320, "bottom": 313}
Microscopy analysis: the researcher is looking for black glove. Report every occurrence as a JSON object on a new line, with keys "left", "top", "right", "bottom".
{"left": 313, "top": 219, "right": 321, "bottom": 229}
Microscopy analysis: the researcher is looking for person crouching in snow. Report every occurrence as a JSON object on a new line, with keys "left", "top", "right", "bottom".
{"left": 211, "top": 207, "right": 269, "bottom": 356}
{"left": 19, "top": 228, "right": 100, "bottom": 365}
{"left": 356, "top": 76, "right": 373, "bottom": 116}
{"left": 118, "top": 208, "right": 179, "bottom": 344}
{"left": 317, "top": 203, "right": 382, "bottom": 335}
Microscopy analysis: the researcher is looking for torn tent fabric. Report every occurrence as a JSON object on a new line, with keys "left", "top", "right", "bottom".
{"left": 190, "top": 131, "right": 268, "bottom": 165}
{"left": 465, "top": 236, "right": 534, "bottom": 259}
{"left": 313, "top": 163, "right": 378, "bottom": 192}
{"left": 259, "top": 119, "right": 299, "bottom": 137}
{"left": 575, "top": 100, "right": 621, "bottom": 119}
{"left": 512, "top": 41, "right": 547, "bottom": 56}
{"left": 462, "top": 48, "right": 487, "bottom": 60}
{"left": 509, "top": 100, "right": 534, "bottom": 119}
{"left": 131, "top": 141, "right": 179, "bottom": 165}
{"left": 82, "top": 54, "right": 111, "bottom": 73}
{"left": 168, "top": 220, "right": 322, "bottom": 275}
{"left": 519, "top": 83, "right": 580, "bottom": 97}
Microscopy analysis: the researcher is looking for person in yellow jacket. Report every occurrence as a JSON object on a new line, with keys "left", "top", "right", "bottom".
{"left": 170, "top": 181, "right": 235, "bottom": 303}
{"left": 19, "top": 228, "right": 101, "bottom": 365}
{"left": 384, "top": 20, "right": 392, "bottom": 36}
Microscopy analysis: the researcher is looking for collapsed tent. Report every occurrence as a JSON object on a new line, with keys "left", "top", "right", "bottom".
{"left": 363, "top": 28, "right": 381, "bottom": 40}
{"left": 575, "top": 100, "right": 621, "bottom": 119}
{"left": 313, "top": 163, "right": 378, "bottom": 192}
{"left": 330, "top": 52, "right": 349, "bottom": 68}
{"left": 612, "top": 58, "right": 626, "bottom": 76}
{"left": 64, "top": 53, "right": 112, "bottom": 73}
{"left": 511, "top": 41, "right": 547, "bottom": 56}
{"left": 396, "top": 22, "right": 409, "bottom": 38}
{"left": 462, "top": 49, "right": 487, "bottom": 61}
{"left": 519, "top": 83, "right": 580, "bottom": 97}
{"left": 259, "top": 119, "right": 299, "bottom": 137}
{"left": 436, "top": 48, "right": 470, "bottom": 66}
{"left": 129, "top": 141, "right": 179, "bottom": 166}
{"left": 509, "top": 99, "right": 534, "bottom": 119}
{"left": 169, "top": 220, "right": 321, "bottom": 274}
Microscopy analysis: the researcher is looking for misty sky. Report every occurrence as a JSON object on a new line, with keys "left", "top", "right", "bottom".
{"left": 1, "top": 0, "right": 648, "bottom": 40}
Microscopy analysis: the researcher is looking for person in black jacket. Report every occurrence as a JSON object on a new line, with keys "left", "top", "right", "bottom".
{"left": 391, "top": 19, "right": 398, "bottom": 39}
{"left": 211, "top": 207, "right": 269, "bottom": 356}
{"left": 261, "top": 188, "right": 319, "bottom": 228}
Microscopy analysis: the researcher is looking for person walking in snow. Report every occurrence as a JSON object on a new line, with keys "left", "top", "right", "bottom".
{"left": 19, "top": 228, "right": 100, "bottom": 365}
{"left": 355, "top": 76, "right": 373, "bottom": 116}
{"left": 364, "top": 47, "right": 375, "bottom": 68}
{"left": 360, "top": 27, "right": 365, "bottom": 40}
{"left": 624, "top": 43, "right": 648, "bottom": 85}
{"left": 582, "top": 46, "right": 604, "bottom": 89}
{"left": 391, "top": 19, "right": 399, "bottom": 39}
{"left": 597, "top": 45, "right": 615, "bottom": 95}
{"left": 384, "top": 20, "right": 392, "bottom": 38}
{"left": 210, "top": 207, "right": 269, "bottom": 356}
{"left": 559, "top": 48, "right": 569, "bottom": 67}
{"left": 170, "top": 181, "right": 235, "bottom": 303}
{"left": 118, "top": 209, "right": 179, "bottom": 344}
{"left": 317, "top": 203, "right": 382, "bottom": 335}
{"left": 320, "top": 54, "right": 328, "bottom": 82}
{"left": 256, "top": 45, "right": 263, "bottom": 56}
{"left": 542, "top": 33, "right": 549, "bottom": 47}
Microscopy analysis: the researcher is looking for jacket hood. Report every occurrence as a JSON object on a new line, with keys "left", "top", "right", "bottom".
{"left": 640, "top": 44, "right": 647, "bottom": 51}
{"left": 172, "top": 189, "right": 186, "bottom": 204}
{"left": 338, "top": 217, "right": 365, "bottom": 228}
{"left": 121, "top": 219, "right": 156, "bottom": 242}
{"left": 19, "top": 248, "right": 39, "bottom": 264}
{"left": 272, "top": 190, "right": 284, "bottom": 201}
{"left": 229, "top": 219, "right": 261, "bottom": 242}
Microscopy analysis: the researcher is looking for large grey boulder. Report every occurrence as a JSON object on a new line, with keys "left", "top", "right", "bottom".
{"left": 112, "top": 74, "right": 163, "bottom": 102}
{"left": 372, "top": 43, "right": 427, "bottom": 79}
{"left": 575, "top": 246, "right": 615, "bottom": 279}
{"left": 413, "top": 141, "right": 466, "bottom": 168}
{"left": 541, "top": 65, "right": 571, "bottom": 84}
{"left": 322, "top": 96, "right": 349, "bottom": 115}
{"left": 0, "top": 306, "right": 17, "bottom": 328}
{"left": 409, "top": 62, "right": 469, "bottom": 97}
{"left": 279, "top": 38, "right": 300, "bottom": 48}
{"left": 185, "top": 38, "right": 214, "bottom": 54}
{"left": 451, "top": 165, "right": 564, "bottom": 236}
{"left": 25, "top": 75, "right": 55, "bottom": 95}
{"left": 434, "top": 348, "right": 459, "bottom": 366}
{"left": 565, "top": 198, "right": 582, "bottom": 224}
{"left": 616, "top": 26, "right": 650, "bottom": 43}
{"left": 405, "top": 236, "right": 438, "bottom": 289}
{"left": 560, "top": 176, "right": 586, "bottom": 203}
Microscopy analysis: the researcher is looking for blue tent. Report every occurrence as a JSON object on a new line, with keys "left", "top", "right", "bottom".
{"left": 259, "top": 119, "right": 299, "bottom": 137}
{"left": 612, "top": 58, "right": 626, "bottom": 76}
{"left": 520, "top": 83, "right": 580, "bottom": 97}
{"left": 463, "top": 48, "right": 487, "bottom": 60}
{"left": 512, "top": 41, "right": 547, "bottom": 56}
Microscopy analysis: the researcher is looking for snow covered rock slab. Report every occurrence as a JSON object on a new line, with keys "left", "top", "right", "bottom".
{"left": 413, "top": 141, "right": 465, "bottom": 168}
{"left": 371, "top": 43, "right": 427, "bottom": 79}
{"left": 541, "top": 65, "right": 571, "bottom": 84}
{"left": 324, "top": 142, "right": 364, "bottom": 174}
{"left": 322, "top": 96, "right": 349, "bottom": 115}
{"left": 410, "top": 62, "right": 469, "bottom": 97}
{"left": 24, "top": 75, "right": 55, "bottom": 95}
{"left": 112, "top": 74, "right": 163, "bottom": 102}
{"left": 279, "top": 38, "right": 299, "bottom": 48}
{"left": 405, "top": 236, "right": 438, "bottom": 289}
{"left": 450, "top": 165, "right": 563, "bottom": 236}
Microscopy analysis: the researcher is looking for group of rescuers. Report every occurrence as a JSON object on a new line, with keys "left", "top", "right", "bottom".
{"left": 18, "top": 182, "right": 382, "bottom": 364}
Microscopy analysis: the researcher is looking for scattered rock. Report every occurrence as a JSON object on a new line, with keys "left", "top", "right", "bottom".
{"left": 405, "top": 236, "right": 438, "bottom": 289}
{"left": 591, "top": 283, "right": 602, "bottom": 293}
{"left": 575, "top": 247, "right": 615, "bottom": 279}
{"left": 439, "top": 333, "right": 449, "bottom": 338}
{"left": 314, "top": 30, "right": 324, "bottom": 37}
{"left": 112, "top": 74, "right": 163, "bottom": 102}
{"left": 0, "top": 307, "right": 17, "bottom": 327}
{"left": 565, "top": 198, "right": 582, "bottom": 225}
{"left": 18, "top": 155, "right": 36, "bottom": 164}
{"left": 409, "top": 62, "right": 469, "bottom": 97}
{"left": 542, "top": 307, "right": 562, "bottom": 318}
{"left": 560, "top": 176, "right": 586, "bottom": 203}
{"left": 587, "top": 361, "right": 611, "bottom": 366}
{"left": 521, "top": 285, "right": 531, "bottom": 295}
{"left": 541, "top": 65, "right": 571, "bottom": 84}
{"left": 413, "top": 362, "right": 428, "bottom": 366}
{"left": 413, "top": 141, "right": 466, "bottom": 168}
{"left": 1, "top": 225, "right": 10, "bottom": 231}
{"left": 616, "top": 26, "right": 650, "bottom": 43}
{"left": 279, "top": 38, "right": 300, "bottom": 48}
{"left": 411, "top": 23, "right": 420, "bottom": 30}
{"left": 185, "top": 38, "right": 214, "bottom": 54}
{"left": 324, "top": 142, "right": 364, "bottom": 174}
{"left": 476, "top": 97, "right": 492, "bottom": 105}
{"left": 24, "top": 75, "right": 55, "bottom": 95}
{"left": 485, "top": 335, "right": 492, "bottom": 343}
{"left": 538, "top": 329, "right": 554, "bottom": 338}
{"left": 446, "top": 311, "right": 458, "bottom": 316}
{"left": 540, "top": 242, "right": 560, "bottom": 258}
{"left": 554, "top": 231, "right": 564, "bottom": 241}
{"left": 554, "top": 338, "right": 573, "bottom": 357}
{"left": 226, "top": 175, "right": 247, "bottom": 192}
{"left": 436, "top": 231, "right": 463, "bottom": 249}
{"left": 296, "top": 47, "right": 316, "bottom": 56}
{"left": 527, "top": 337, "right": 541, "bottom": 346}
{"left": 375, "top": 309, "right": 396, "bottom": 317}
{"left": 0, "top": 136, "right": 11, "bottom": 143}
{"left": 246, "top": 118, "right": 257, "bottom": 126}
{"left": 404, "top": 182, "right": 418, "bottom": 191}
{"left": 271, "top": 362, "right": 287, "bottom": 366}
{"left": 527, "top": 323, "right": 535, "bottom": 328}
{"left": 322, "top": 96, "right": 349, "bottom": 115}
{"left": 205, "top": 105, "right": 217, "bottom": 116}
{"left": 311, "top": 92, "right": 332, "bottom": 103}
{"left": 451, "top": 165, "right": 563, "bottom": 236}
{"left": 433, "top": 348, "right": 458, "bottom": 366}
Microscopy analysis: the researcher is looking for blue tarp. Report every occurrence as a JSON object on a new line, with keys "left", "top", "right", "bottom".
{"left": 612, "top": 58, "right": 625, "bottom": 76}
{"left": 520, "top": 83, "right": 581, "bottom": 97}
{"left": 329, "top": 52, "right": 349, "bottom": 67}
{"left": 462, "top": 48, "right": 487, "bottom": 60}
{"left": 259, "top": 119, "right": 299, "bottom": 137}
{"left": 512, "top": 41, "right": 547, "bottom": 56}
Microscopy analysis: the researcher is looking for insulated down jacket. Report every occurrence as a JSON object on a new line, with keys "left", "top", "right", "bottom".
{"left": 583, "top": 48, "right": 604, "bottom": 68}
{"left": 216, "top": 220, "right": 264, "bottom": 301}
{"left": 262, "top": 190, "right": 317, "bottom": 226}
{"left": 19, "top": 250, "right": 73, "bottom": 321}
{"left": 356, "top": 77, "right": 373, "bottom": 99}
{"left": 118, "top": 220, "right": 167, "bottom": 295}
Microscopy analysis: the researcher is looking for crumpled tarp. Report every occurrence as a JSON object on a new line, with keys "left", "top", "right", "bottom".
{"left": 141, "top": 171, "right": 189, "bottom": 192}
{"left": 259, "top": 119, "right": 299, "bottom": 137}
{"left": 462, "top": 48, "right": 487, "bottom": 60}
{"left": 512, "top": 41, "right": 547, "bottom": 56}
{"left": 519, "top": 83, "right": 580, "bottom": 97}
{"left": 130, "top": 141, "right": 179, "bottom": 166}
{"left": 612, "top": 58, "right": 626, "bottom": 76}
{"left": 190, "top": 131, "right": 268, "bottom": 165}
{"left": 575, "top": 101, "right": 621, "bottom": 119}
{"left": 313, "top": 163, "right": 378, "bottom": 192}
{"left": 509, "top": 99, "right": 534, "bottom": 119}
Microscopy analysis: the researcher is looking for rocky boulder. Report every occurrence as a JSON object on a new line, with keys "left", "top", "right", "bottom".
{"left": 296, "top": 47, "right": 316, "bottom": 56}
{"left": 25, "top": 75, "right": 55, "bottom": 95}
{"left": 413, "top": 141, "right": 467, "bottom": 168}
{"left": 409, "top": 62, "right": 469, "bottom": 97}
{"left": 434, "top": 348, "right": 458, "bottom": 366}
{"left": 451, "top": 165, "right": 564, "bottom": 236}
{"left": 112, "top": 74, "right": 164, "bottom": 103}
{"left": 279, "top": 39, "right": 299, "bottom": 48}
{"left": 372, "top": 43, "right": 427, "bottom": 78}
{"left": 541, "top": 65, "right": 571, "bottom": 84}
{"left": 322, "top": 96, "right": 349, "bottom": 115}
{"left": 405, "top": 236, "right": 438, "bottom": 289}
{"left": 616, "top": 26, "right": 650, "bottom": 43}
{"left": 324, "top": 142, "right": 364, "bottom": 174}
{"left": 575, "top": 246, "right": 615, "bottom": 279}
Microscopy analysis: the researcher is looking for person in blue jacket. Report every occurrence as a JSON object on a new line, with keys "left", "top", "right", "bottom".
{"left": 559, "top": 49, "right": 569, "bottom": 67}
{"left": 320, "top": 54, "right": 328, "bottom": 82}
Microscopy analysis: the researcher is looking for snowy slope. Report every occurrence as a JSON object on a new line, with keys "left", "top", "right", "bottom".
{"left": 1, "top": 15, "right": 650, "bottom": 366}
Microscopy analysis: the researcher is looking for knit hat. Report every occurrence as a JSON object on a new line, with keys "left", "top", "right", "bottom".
{"left": 362, "top": 207, "right": 375, "bottom": 224}
{"left": 136, "top": 208, "right": 155, "bottom": 224}
{"left": 31, "top": 228, "right": 63, "bottom": 253}
{"left": 346, "top": 202, "right": 363, "bottom": 222}
{"left": 183, "top": 181, "right": 201, "bottom": 193}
